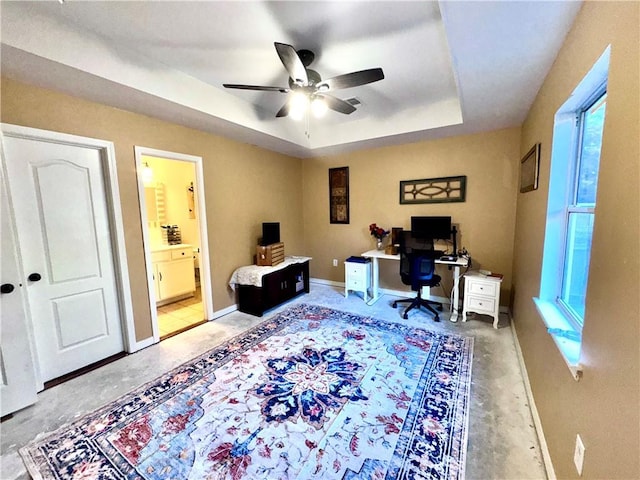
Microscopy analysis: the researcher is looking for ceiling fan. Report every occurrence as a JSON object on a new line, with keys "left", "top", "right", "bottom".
{"left": 223, "top": 42, "right": 384, "bottom": 119}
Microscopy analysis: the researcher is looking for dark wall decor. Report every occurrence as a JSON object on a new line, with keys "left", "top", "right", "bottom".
{"left": 329, "top": 167, "right": 349, "bottom": 224}
{"left": 399, "top": 175, "right": 467, "bottom": 204}
{"left": 520, "top": 143, "right": 541, "bottom": 193}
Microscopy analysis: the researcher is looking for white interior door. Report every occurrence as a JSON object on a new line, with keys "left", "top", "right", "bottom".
{"left": 0, "top": 169, "right": 38, "bottom": 415}
{"left": 3, "top": 135, "right": 125, "bottom": 383}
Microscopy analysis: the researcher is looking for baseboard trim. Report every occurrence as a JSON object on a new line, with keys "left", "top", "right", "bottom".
{"left": 510, "top": 316, "right": 556, "bottom": 479}
{"left": 211, "top": 303, "right": 238, "bottom": 319}
{"left": 310, "top": 277, "right": 342, "bottom": 288}
{"left": 310, "top": 278, "right": 511, "bottom": 314}
{"left": 310, "top": 278, "right": 413, "bottom": 300}
{"left": 43, "top": 351, "right": 128, "bottom": 390}
{"left": 128, "top": 335, "right": 156, "bottom": 353}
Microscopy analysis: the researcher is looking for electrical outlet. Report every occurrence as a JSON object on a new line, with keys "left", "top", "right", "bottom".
{"left": 332, "top": 259, "right": 338, "bottom": 267}
{"left": 574, "top": 434, "right": 585, "bottom": 476}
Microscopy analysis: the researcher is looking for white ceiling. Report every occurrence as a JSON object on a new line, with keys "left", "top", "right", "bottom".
{"left": 0, "top": 1, "right": 582, "bottom": 158}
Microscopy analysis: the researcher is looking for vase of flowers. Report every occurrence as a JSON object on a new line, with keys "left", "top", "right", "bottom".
{"left": 369, "top": 223, "right": 389, "bottom": 250}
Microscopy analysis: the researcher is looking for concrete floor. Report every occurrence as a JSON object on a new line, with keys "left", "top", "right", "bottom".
{"left": 0, "top": 283, "right": 547, "bottom": 480}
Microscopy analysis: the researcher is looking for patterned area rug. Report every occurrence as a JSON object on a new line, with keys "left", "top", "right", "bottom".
{"left": 20, "top": 304, "right": 473, "bottom": 480}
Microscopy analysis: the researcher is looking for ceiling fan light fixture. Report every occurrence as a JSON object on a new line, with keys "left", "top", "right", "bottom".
{"left": 311, "top": 97, "right": 328, "bottom": 118}
{"left": 289, "top": 92, "right": 309, "bottom": 121}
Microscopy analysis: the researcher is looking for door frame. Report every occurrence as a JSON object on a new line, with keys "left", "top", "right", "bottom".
{"left": 0, "top": 124, "right": 136, "bottom": 383}
{"left": 134, "top": 146, "right": 213, "bottom": 342}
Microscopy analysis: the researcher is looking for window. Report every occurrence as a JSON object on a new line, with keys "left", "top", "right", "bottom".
{"left": 534, "top": 46, "right": 610, "bottom": 379}
{"left": 559, "top": 91, "right": 606, "bottom": 326}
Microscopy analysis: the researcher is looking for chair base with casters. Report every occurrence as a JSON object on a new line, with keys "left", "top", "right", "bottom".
{"left": 393, "top": 286, "right": 443, "bottom": 321}
{"left": 395, "top": 230, "right": 443, "bottom": 322}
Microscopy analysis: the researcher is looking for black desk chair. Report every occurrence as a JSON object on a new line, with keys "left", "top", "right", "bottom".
{"left": 392, "top": 231, "right": 443, "bottom": 322}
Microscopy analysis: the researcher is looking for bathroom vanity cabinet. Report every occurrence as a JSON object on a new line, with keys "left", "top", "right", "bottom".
{"left": 151, "top": 244, "right": 195, "bottom": 305}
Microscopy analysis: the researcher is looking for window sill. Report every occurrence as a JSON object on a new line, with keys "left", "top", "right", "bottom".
{"left": 533, "top": 298, "right": 583, "bottom": 381}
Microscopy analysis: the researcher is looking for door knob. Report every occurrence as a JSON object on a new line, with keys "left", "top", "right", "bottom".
{"left": 28, "top": 273, "right": 42, "bottom": 282}
{"left": 1, "top": 283, "right": 15, "bottom": 294}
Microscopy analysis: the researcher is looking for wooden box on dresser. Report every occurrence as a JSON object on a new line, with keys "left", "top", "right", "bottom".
{"left": 238, "top": 260, "right": 310, "bottom": 316}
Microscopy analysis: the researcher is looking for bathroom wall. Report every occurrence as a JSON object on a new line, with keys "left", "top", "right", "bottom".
{"left": 143, "top": 155, "right": 200, "bottom": 251}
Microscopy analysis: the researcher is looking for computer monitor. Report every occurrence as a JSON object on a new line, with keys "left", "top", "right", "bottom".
{"left": 261, "top": 222, "right": 280, "bottom": 246}
{"left": 410, "top": 216, "right": 452, "bottom": 240}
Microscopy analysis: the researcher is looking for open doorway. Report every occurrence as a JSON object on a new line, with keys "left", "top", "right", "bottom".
{"left": 135, "top": 147, "right": 213, "bottom": 342}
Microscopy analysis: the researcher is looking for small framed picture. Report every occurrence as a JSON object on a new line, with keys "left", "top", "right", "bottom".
{"left": 329, "top": 167, "right": 349, "bottom": 224}
{"left": 520, "top": 143, "right": 541, "bottom": 193}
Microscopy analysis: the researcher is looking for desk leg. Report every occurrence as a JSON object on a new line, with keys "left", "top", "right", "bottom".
{"left": 366, "top": 257, "right": 381, "bottom": 305}
{"left": 450, "top": 265, "right": 461, "bottom": 322}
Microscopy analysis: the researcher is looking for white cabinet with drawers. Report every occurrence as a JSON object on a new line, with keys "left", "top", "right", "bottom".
{"left": 344, "top": 260, "right": 371, "bottom": 302}
{"left": 151, "top": 245, "right": 195, "bottom": 305}
{"left": 462, "top": 271, "right": 503, "bottom": 328}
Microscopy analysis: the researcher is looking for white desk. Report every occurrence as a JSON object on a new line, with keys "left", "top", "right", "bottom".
{"left": 361, "top": 249, "right": 469, "bottom": 322}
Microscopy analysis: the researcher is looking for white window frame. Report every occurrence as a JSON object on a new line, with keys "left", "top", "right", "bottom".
{"left": 534, "top": 46, "right": 610, "bottom": 380}
{"left": 557, "top": 88, "right": 606, "bottom": 329}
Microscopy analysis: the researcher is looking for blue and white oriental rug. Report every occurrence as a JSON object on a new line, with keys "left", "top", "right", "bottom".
{"left": 21, "top": 304, "right": 473, "bottom": 479}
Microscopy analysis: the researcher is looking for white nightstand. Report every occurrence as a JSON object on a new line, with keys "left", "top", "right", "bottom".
{"left": 344, "top": 260, "right": 371, "bottom": 302}
{"left": 462, "top": 271, "right": 503, "bottom": 328}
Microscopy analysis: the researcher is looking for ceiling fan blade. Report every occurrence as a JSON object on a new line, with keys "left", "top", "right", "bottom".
{"left": 223, "top": 84, "right": 289, "bottom": 93}
{"left": 276, "top": 101, "right": 291, "bottom": 118}
{"left": 318, "top": 68, "right": 385, "bottom": 91}
{"left": 274, "top": 42, "right": 308, "bottom": 85}
{"left": 323, "top": 95, "right": 356, "bottom": 115}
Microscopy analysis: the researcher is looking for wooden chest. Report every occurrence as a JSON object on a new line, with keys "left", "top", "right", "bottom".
{"left": 256, "top": 242, "right": 284, "bottom": 266}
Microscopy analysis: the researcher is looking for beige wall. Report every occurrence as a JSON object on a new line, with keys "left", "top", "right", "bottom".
{"left": 512, "top": 2, "right": 639, "bottom": 479}
{"left": 1, "top": 78, "right": 303, "bottom": 342}
{"left": 302, "top": 128, "right": 521, "bottom": 303}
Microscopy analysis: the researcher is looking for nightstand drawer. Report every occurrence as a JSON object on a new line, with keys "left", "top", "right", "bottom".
{"left": 346, "top": 264, "right": 368, "bottom": 275}
{"left": 348, "top": 277, "right": 366, "bottom": 288}
{"left": 466, "top": 295, "right": 495, "bottom": 313}
{"left": 468, "top": 280, "right": 497, "bottom": 297}
{"left": 345, "top": 262, "right": 370, "bottom": 284}
{"left": 346, "top": 270, "right": 367, "bottom": 282}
